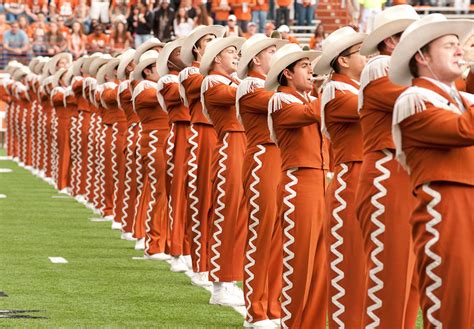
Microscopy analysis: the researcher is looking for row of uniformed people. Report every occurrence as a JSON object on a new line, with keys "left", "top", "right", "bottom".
{"left": 2, "top": 6, "right": 473, "bottom": 328}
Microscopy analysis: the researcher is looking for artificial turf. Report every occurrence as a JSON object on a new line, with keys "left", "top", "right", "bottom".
{"left": 0, "top": 155, "right": 243, "bottom": 328}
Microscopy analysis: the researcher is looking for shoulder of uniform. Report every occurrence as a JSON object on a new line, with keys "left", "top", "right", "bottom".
{"left": 268, "top": 92, "right": 303, "bottom": 113}
{"left": 201, "top": 74, "right": 234, "bottom": 94}
{"left": 236, "top": 77, "right": 265, "bottom": 100}
{"left": 157, "top": 74, "right": 179, "bottom": 92}
{"left": 178, "top": 66, "right": 200, "bottom": 83}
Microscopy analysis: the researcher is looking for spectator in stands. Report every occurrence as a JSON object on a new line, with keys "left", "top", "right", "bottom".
{"left": 277, "top": 24, "right": 299, "bottom": 44}
{"left": 264, "top": 21, "right": 275, "bottom": 37}
{"left": 295, "top": 0, "right": 316, "bottom": 26}
{"left": 4, "top": 0, "right": 27, "bottom": 23}
{"left": 309, "top": 23, "right": 324, "bottom": 50}
{"left": 244, "top": 21, "right": 257, "bottom": 38}
{"left": 56, "top": 16, "right": 72, "bottom": 38}
{"left": 193, "top": 3, "right": 213, "bottom": 26}
{"left": 89, "top": 18, "right": 99, "bottom": 34}
{"left": 251, "top": 0, "right": 268, "bottom": 33}
{"left": 173, "top": 6, "right": 193, "bottom": 38}
{"left": 455, "top": 0, "right": 470, "bottom": 14}
{"left": 180, "top": 0, "right": 196, "bottom": 19}
{"left": 0, "top": 0, "right": 4, "bottom": 14}
{"left": 0, "top": 13, "right": 9, "bottom": 44}
{"left": 111, "top": 0, "right": 132, "bottom": 18}
{"left": 275, "top": 0, "right": 291, "bottom": 27}
{"left": 25, "top": 0, "right": 48, "bottom": 23}
{"left": 230, "top": 0, "right": 252, "bottom": 32}
{"left": 211, "top": 0, "right": 231, "bottom": 26}
{"left": 46, "top": 21, "right": 68, "bottom": 55}
{"left": 3, "top": 21, "right": 30, "bottom": 63}
{"left": 68, "top": 21, "right": 87, "bottom": 58}
{"left": 73, "top": 0, "right": 90, "bottom": 29}
{"left": 90, "top": 0, "right": 111, "bottom": 24}
{"left": 110, "top": 19, "right": 132, "bottom": 51}
{"left": 359, "top": 0, "right": 384, "bottom": 33}
{"left": 18, "top": 15, "right": 32, "bottom": 37}
{"left": 55, "top": 0, "right": 76, "bottom": 23}
{"left": 87, "top": 23, "right": 109, "bottom": 52}
{"left": 127, "top": 4, "right": 153, "bottom": 47}
{"left": 31, "top": 23, "right": 48, "bottom": 55}
{"left": 152, "top": 0, "right": 175, "bottom": 42}
{"left": 30, "top": 12, "right": 49, "bottom": 35}
{"left": 224, "top": 14, "right": 243, "bottom": 36}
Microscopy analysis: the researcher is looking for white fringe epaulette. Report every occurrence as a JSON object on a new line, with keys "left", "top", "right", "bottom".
{"left": 230, "top": 72, "right": 242, "bottom": 83}
{"left": 267, "top": 92, "right": 303, "bottom": 144}
{"left": 392, "top": 86, "right": 461, "bottom": 172}
{"left": 156, "top": 74, "right": 179, "bottom": 113}
{"left": 99, "top": 82, "right": 118, "bottom": 109}
{"left": 320, "top": 80, "right": 359, "bottom": 139}
{"left": 235, "top": 77, "right": 265, "bottom": 124}
{"left": 63, "top": 86, "right": 74, "bottom": 107}
{"left": 178, "top": 66, "right": 199, "bottom": 107}
{"left": 132, "top": 80, "right": 158, "bottom": 112}
{"left": 50, "top": 86, "right": 65, "bottom": 107}
{"left": 200, "top": 74, "right": 237, "bottom": 124}
{"left": 82, "top": 77, "right": 95, "bottom": 99}
{"left": 358, "top": 55, "right": 390, "bottom": 112}
{"left": 460, "top": 91, "right": 474, "bottom": 105}
{"left": 71, "top": 76, "right": 83, "bottom": 87}
{"left": 15, "top": 83, "right": 29, "bottom": 101}
{"left": 117, "top": 80, "right": 130, "bottom": 110}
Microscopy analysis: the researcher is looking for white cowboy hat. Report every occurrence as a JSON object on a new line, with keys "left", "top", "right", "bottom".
{"left": 199, "top": 36, "right": 246, "bottom": 76}
{"left": 13, "top": 67, "right": 30, "bottom": 81}
{"left": 360, "top": 5, "right": 419, "bottom": 56}
{"left": 313, "top": 26, "right": 367, "bottom": 75}
{"left": 180, "top": 25, "right": 226, "bottom": 66}
{"left": 52, "top": 68, "right": 67, "bottom": 88}
{"left": 97, "top": 58, "right": 120, "bottom": 84}
{"left": 134, "top": 37, "right": 165, "bottom": 64}
{"left": 34, "top": 58, "right": 49, "bottom": 75}
{"left": 72, "top": 56, "right": 88, "bottom": 76}
{"left": 63, "top": 66, "right": 75, "bottom": 86}
{"left": 265, "top": 43, "right": 321, "bottom": 91}
{"left": 82, "top": 53, "right": 103, "bottom": 76}
{"left": 28, "top": 57, "right": 41, "bottom": 73}
{"left": 48, "top": 52, "right": 73, "bottom": 75}
{"left": 237, "top": 34, "right": 288, "bottom": 79}
{"left": 389, "top": 14, "right": 474, "bottom": 86}
{"left": 6, "top": 61, "right": 22, "bottom": 75}
{"left": 156, "top": 38, "right": 184, "bottom": 77}
{"left": 132, "top": 50, "right": 160, "bottom": 82}
{"left": 117, "top": 48, "right": 136, "bottom": 80}
{"left": 89, "top": 54, "right": 113, "bottom": 78}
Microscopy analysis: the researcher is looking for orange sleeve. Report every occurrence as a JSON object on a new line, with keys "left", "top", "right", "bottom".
{"left": 309, "top": 36, "right": 316, "bottom": 50}
{"left": 272, "top": 101, "right": 319, "bottom": 129}
{"left": 466, "top": 70, "right": 474, "bottom": 94}
{"left": 135, "top": 88, "right": 159, "bottom": 109}
{"left": 325, "top": 90, "right": 359, "bottom": 122}
{"left": 102, "top": 86, "right": 118, "bottom": 107}
{"left": 364, "top": 76, "right": 407, "bottom": 113}
{"left": 181, "top": 72, "right": 203, "bottom": 101}
{"left": 239, "top": 88, "right": 273, "bottom": 114}
{"left": 160, "top": 82, "right": 181, "bottom": 108}
{"left": 204, "top": 84, "right": 237, "bottom": 107}
{"left": 52, "top": 91, "right": 65, "bottom": 107}
{"left": 400, "top": 103, "right": 474, "bottom": 148}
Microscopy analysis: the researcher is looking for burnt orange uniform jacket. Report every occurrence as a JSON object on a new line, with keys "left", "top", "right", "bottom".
{"left": 133, "top": 80, "right": 170, "bottom": 256}
{"left": 393, "top": 77, "right": 474, "bottom": 329}
{"left": 268, "top": 86, "right": 328, "bottom": 329}
{"left": 178, "top": 62, "right": 218, "bottom": 273}
{"left": 320, "top": 73, "right": 365, "bottom": 329}
{"left": 237, "top": 70, "right": 282, "bottom": 323}
{"left": 356, "top": 54, "right": 419, "bottom": 329}
{"left": 201, "top": 70, "right": 247, "bottom": 282}
{"left": 157, "top": 71, "right": 192, "bottom": 257}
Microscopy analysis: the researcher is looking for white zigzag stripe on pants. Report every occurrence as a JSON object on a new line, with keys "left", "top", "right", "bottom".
{"left": 132, "top": 125, "right": 144, "bottom": 237}
{"left": 144, "top": 130, "right": 159, "bottom": 255}
{"left": 422, "top": 183, "right": 443, "bottom": 329}
{"left": 75, "top": 112, "right": 84, "bottom": 195}
{"left": 366, "top": 149, "right": 393, "bottom": 329}
{"left": 281, "top": 168, "right": 298, "bottom": 329}
{"left": 121, "top": 124, "right": 137, "bottom": 232}
{"left": 111, "top": 123, "right": 119, "bottom": 221}
{"left": 209, "top": 132, "right": 230, "bottom": 282}
{"left": 187, "top": 125, "right": 201, "bottom": 271}
{"left": 244, "top": 144, "right": 266, "bottom": 323}
{"left": 330, "top": 163, "right": 349, "bottom": 328}
{"left": 85, "top": 113, "right": 97, "bottom": 203}
{"left": 165, "top": 123, "right": 176, "bottom": 232}
{"left": 69, "top": 116, "right": 78, "bottom": 194}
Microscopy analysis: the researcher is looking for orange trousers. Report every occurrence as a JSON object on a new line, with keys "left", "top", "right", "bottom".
{"left": 208, "top": 131, "right": 247, "bottom": 282}
{"left": 356, "top": 150, "right": 419, "bottom": 329}
{"left": 186, "top": 124, "right": 217, "bottom": 273}
{"left": 113, "top": 121, "right": 127, "bottom": 225}
{"left": 37, "top": 105, "right": 46, "bottom": 172}
{"left": 56, "top": 113, "right": 71, "bottom": 191}
{"left": 77, "top": 111, "right": 91, "bottom": 196}
{"left": 43, "top": 106, "right": 53, "bottom": 178}
{"left": 165, "top": 122, "right": 191, "bottom": 256}
{"left": 6, "top": 103, "right": 13, "bottom": 157}
{"left": 24, "top": 104, "right": 32, "bottom": 166}
{"left": 86, "top": 113, "right": 99, "bottom": 205}
{"left": 412, "top": 182, "right": 474, "bottom": 329}
{"left": 94, "top": 120, "right": 106, "bottom": 213}
{"left": 278, "top": 168, "right": 327, "bottom": 329}
{"left": 103, "top": 124, "right": 115, "bottom": 217}
{"left": 138, "top": 128, "right": 169, "bottom": 255}
{"left": 325, "top": 162, "right": 366, "bottom": 329}
{"left": 242, "top": 144, "right": 282, "bottom": 324}
{"left": 31, "top": 101, "right": 40, "bottom": 170}
{"left": 18, "top": 105, "right": 24, "bottom": 163}
{"left": 121, "top": 123, "right": 141, "bottom": 234}
{"left": 69, "top": 114, "right": 80, "bottom": 196}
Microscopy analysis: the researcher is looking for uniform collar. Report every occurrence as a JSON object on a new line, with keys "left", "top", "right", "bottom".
{"left": 330, "top": 72, "right": 360, "bottom": 88}
{"left": 277, "top": 85, "right": 311, "bottom": 104}
{"left": 248, "top": 70, "right": 266, "bottom": 81}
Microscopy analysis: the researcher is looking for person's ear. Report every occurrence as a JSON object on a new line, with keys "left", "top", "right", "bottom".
{"left": 338, "top": 55, "right": 349, "bottom": 69}
{"left": 283, "top": 68, "right": 292, "bottom": 80}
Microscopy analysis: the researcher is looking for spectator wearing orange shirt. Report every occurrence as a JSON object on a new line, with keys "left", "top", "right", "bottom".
{"left": 308, "top": 23, "right": 324, "bottom": 50}
{"left": 277, "top": 24, "right": 299, "bottom": 44}
{"left": 54, "top": 0, "right": 77, "bottom": 24}
{"left": 251, "top": 0, "right": 268, "bottom": 33}
{"left": 45, "top": 21, "right": 68, "bottom": 55}
{"left": 243, "top": 21, "right": 257, "bottom": 38}
{"left": 25, "top": 0, "right": 48, "bottom": 22}
{"left": 211, "top": 0, "right": 231, "bottom": 26}
{"left": 31, "top": 22, "right": 48, "bottom": 55}
{"left": 230, "top": 0, "right": 252, "bottom": 32}
{"left": 87, "top": 23, "right": 109, "bottom": 52}
{"left": 18, "top": 15, "right": 33, "bottom": 37}
{"left": 56, "top": 16, "right": 71, "bottom": 39}
{"left": 0, "top": 13, "right": 8, "bottom": 44}
{"left": 275, "top": 0, "right": 291, "bottom": 27}
{"left": 4, "top": 0, "right": 27, "bottom": 23}
{"left": 110, "top": 20, "right": 132, "bottom": 52}
{"left": 67, "top": 21, "right": 86, "bottom": 59}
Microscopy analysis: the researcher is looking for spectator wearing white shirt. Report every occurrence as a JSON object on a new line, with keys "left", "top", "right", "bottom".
{"left": 173, "top": 7, "right": 194, "bottom": 38}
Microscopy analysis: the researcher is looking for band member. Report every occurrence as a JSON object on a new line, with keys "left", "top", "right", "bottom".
{"left": 389, "top": 14, "right": 474, "bottom": 328}
{"left": 178, "top": 25, "right": 225, "bottom": 287}
{"left": 356, "top": 5, "right": 420, "bottom": 327}
{"left": 265, "top": 43, "right": 327, "bottom": 329}
{"left": 313, "top": 26, "right": 368, "bottom": 329}
{"left": 236, "top": 34, "right": 286, "bottom": 328}
{"left": 200, "top": 36, "right": 247, "bottom": 306}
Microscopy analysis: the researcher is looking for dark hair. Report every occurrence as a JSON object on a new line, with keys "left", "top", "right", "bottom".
{"left": 408, "top": 43, "right": 431, "bottom": 78}
{"left": 377, "top": 32, "right": 402, "bottom": 53}
{"left": 141, "top": 63, "right": 155, "bottom": 79}
{"left": 277, "top": 60, "right": 298, "bottom": 86}
{"left": 330, "top": 44, "right": 355, "bottom": 74}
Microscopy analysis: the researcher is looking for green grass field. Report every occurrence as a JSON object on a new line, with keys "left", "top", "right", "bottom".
{"left": 0, "top": 152, "right": 424, "bottom": 328}
{"left": 0, "top": 156, "right": 243, "bottom": 328}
